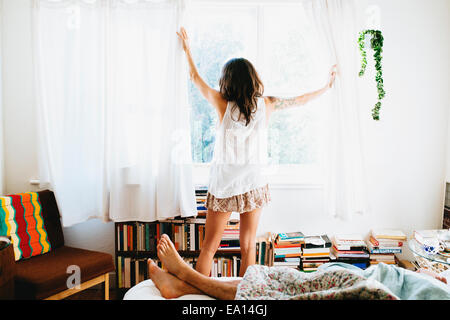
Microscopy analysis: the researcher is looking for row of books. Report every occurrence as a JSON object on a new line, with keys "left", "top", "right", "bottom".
{"left": 116, "top": 221, "right": 199, "bottom": 252}
{"left": 117, "top": 257, "right": 151, "bottom": 289}
{"left": 331, "top": 229, "right": 406, "bottom": 269}
{"left": 116, "top": 222, "right": 409, "bottom": 288}
{"left": 196, "top": 185, "right": 208, "bottom": 217}
{"left": 116, "top": 218, "right": 241, "bottom": 253}
{"left": 268, "top": 229, "right": 407, "bottom": 272}
{"left": 211, "top": 256, "right": 241, "bottom": 277}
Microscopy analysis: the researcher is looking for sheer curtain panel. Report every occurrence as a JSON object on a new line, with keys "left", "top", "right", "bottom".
{"left": 33, "top": 0, "right": 107, "bottom": 227}
{"left": 303, "top": 0, "right": 368, "bottom": 220}
{"left": 33, "top": 0, "right": 197, "bottom": 226}
{"left": 106, "top": 0, "right": 197, "bottom": 222}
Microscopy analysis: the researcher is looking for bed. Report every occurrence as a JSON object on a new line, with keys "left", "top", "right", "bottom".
{"left": 123, "top": 265, "right": 450, "bottom": 300}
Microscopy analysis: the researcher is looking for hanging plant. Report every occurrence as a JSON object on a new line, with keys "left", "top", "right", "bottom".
{"left": 358, "top": 29, "right": 385, "bottom": 121}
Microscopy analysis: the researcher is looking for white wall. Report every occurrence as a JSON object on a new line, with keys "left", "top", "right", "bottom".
{"left": 1, "top": 0, "right": 450, "bottom": 261}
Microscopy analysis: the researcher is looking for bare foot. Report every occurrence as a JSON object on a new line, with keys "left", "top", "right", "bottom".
{"left": 157, "top": 234, "right": 191, "bottom": 279}
{"left": 147, "top": 259, "right": 202, "bottom": 299}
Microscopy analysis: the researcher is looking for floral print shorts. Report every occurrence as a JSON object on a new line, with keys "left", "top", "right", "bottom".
{"left": 205, "top": 184, "right": 271, "bottom": 213}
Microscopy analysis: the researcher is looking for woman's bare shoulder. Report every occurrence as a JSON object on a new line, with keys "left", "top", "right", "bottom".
{"left": 212, "top": 91, "right": 228, "bottom": 121}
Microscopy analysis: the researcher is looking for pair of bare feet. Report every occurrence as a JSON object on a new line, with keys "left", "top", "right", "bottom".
{"left": 147, "top": 234, "right": 202, "bottom": 299}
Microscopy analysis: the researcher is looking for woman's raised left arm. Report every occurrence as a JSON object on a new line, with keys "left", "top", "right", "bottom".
{"left": 177, "top": 27, "right": 227, "bottom": 118}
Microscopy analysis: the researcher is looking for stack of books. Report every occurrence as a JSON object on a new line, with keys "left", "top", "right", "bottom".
{"left": 256, "top": 233, "right": 275, "bottom": 266}
{"left": 301, "top": 235, "right": 332, "bottom": 272}
{"left": 195, "top": 186, "right": 208, "bottom": 217}
{"left": 367, "top": 229, "right": 406, "bottom": 265}
{"left": 273, "top": 232, "right": 304, "bottom": 269}
{"left": 219, "top": 219, "right": 240, "bottom": 251}
{"left": 331, "top": 234, "right": 370, "bottom": 269}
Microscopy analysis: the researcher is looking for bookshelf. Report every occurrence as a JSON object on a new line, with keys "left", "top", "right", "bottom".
{"left": 114, "top": 217, "right": 246, "bottom": 297}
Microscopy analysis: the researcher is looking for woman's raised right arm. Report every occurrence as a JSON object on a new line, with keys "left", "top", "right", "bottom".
{"left": 264, "top": 65, "right": 337, "bottom": 119}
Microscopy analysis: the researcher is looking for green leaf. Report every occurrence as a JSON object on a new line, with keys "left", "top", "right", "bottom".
{"left": 358, "top": 29, "right": 386, "bottom": 120}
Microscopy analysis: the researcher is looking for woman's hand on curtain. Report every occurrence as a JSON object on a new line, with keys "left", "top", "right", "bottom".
{"left": 327, "top": 64, "right": 337, "bottom": 88}
{"left": 177, "top": 27, "right": 228, "bottom": 121}
{"left": 176, "top": 27, "right": 190, "bottom": 52}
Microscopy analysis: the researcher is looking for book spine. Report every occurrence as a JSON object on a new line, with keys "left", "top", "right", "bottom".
{"left": 135, "top": 260, "right": 139, "bottom": 285}
{"left": 124, "top": 225, "right": 128, "bottom": 251}
{"left": 195, "top": 224, "right": 199, "bottom": 251}
{"left": 190, "top": 223, "right": 195, "bottom": 251}
{"left": 156, "top": 223, "right": 160, "bottom": 242}
{"left": 117, "top": 256, "right": 122, "bottom": 288}
{"left": 145, "top": 223, "right": 150, "bottom": 251}
{"left": 261, "top": 241, "right": 266, "bottom": 265}
{"left": 124, "top": 257, "right": 130, "bottom": 288}
{"left": 184, "top": 224, "right": 187, "bottom": 251}
{"left": 370, "top": 248, "right": 402, "bottom": 254}
{"left": 130, "top": 258, "right": 135, "bottom": 287}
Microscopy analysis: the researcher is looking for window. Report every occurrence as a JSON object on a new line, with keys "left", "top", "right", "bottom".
{"left": 188, "top": 2, "right": 330, "bottom": 184}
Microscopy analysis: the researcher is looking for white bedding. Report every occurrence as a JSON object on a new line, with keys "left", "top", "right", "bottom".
{"left": 123, "top": 277, "right": 242, "bottom": 300}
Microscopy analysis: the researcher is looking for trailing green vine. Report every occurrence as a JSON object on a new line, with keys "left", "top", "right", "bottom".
{"left": 358, "top": 29, "right": 385, "bottom": 120}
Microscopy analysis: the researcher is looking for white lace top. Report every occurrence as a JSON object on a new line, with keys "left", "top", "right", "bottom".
{"left": 208, "top": 97, "right": 269, "bottom": 198}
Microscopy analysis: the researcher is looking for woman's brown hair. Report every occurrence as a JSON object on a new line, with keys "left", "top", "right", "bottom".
{"left": 219, "top": 58, "right": 264, "bottom": 126}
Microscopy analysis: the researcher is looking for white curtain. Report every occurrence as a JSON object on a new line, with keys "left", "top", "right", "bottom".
{"left": 106, "top": 0, "right": 196, "bottom": 222}
{"left": 33, "top": 0, "right": 108, "bottom": 227}
{"left": 33, "top": 0, "right": 197, "bottom": 226}
{"left": 303, "top": 0, "right": 367, "bottom": 220}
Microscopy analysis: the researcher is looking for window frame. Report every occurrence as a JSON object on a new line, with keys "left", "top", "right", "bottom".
{"left": 189, "top": 0, "right": 324, "bottom": 187}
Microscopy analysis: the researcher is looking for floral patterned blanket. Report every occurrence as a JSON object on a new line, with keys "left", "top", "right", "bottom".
{"left": 235, "top": 265, "right": 397, "bottom": 300}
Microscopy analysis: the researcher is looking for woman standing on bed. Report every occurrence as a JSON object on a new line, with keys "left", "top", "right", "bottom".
{"left": 177, "top": 27, "right": 336, "bottom": 277}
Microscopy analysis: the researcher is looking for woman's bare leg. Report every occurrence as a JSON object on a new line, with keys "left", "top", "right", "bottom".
{"left": 195, "top": 209, "right": 231, "bottom": 275}
{"left": 239, "top": 208, "right": 262, "bottom": 277}
{"left": 147, "top": 258, "right": 203, "bottom": 299}
{"left": 158, "top": 234, "right": 240, "bottom": 300}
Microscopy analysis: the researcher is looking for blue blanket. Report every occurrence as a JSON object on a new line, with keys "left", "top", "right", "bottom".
{"left": 319, "top": 262, "right": 450, "bottom": 300}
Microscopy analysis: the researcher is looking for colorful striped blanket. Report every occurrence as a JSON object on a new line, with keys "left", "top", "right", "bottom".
{"left": 0, "top": 192, "right": 52, "bottom": 260}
